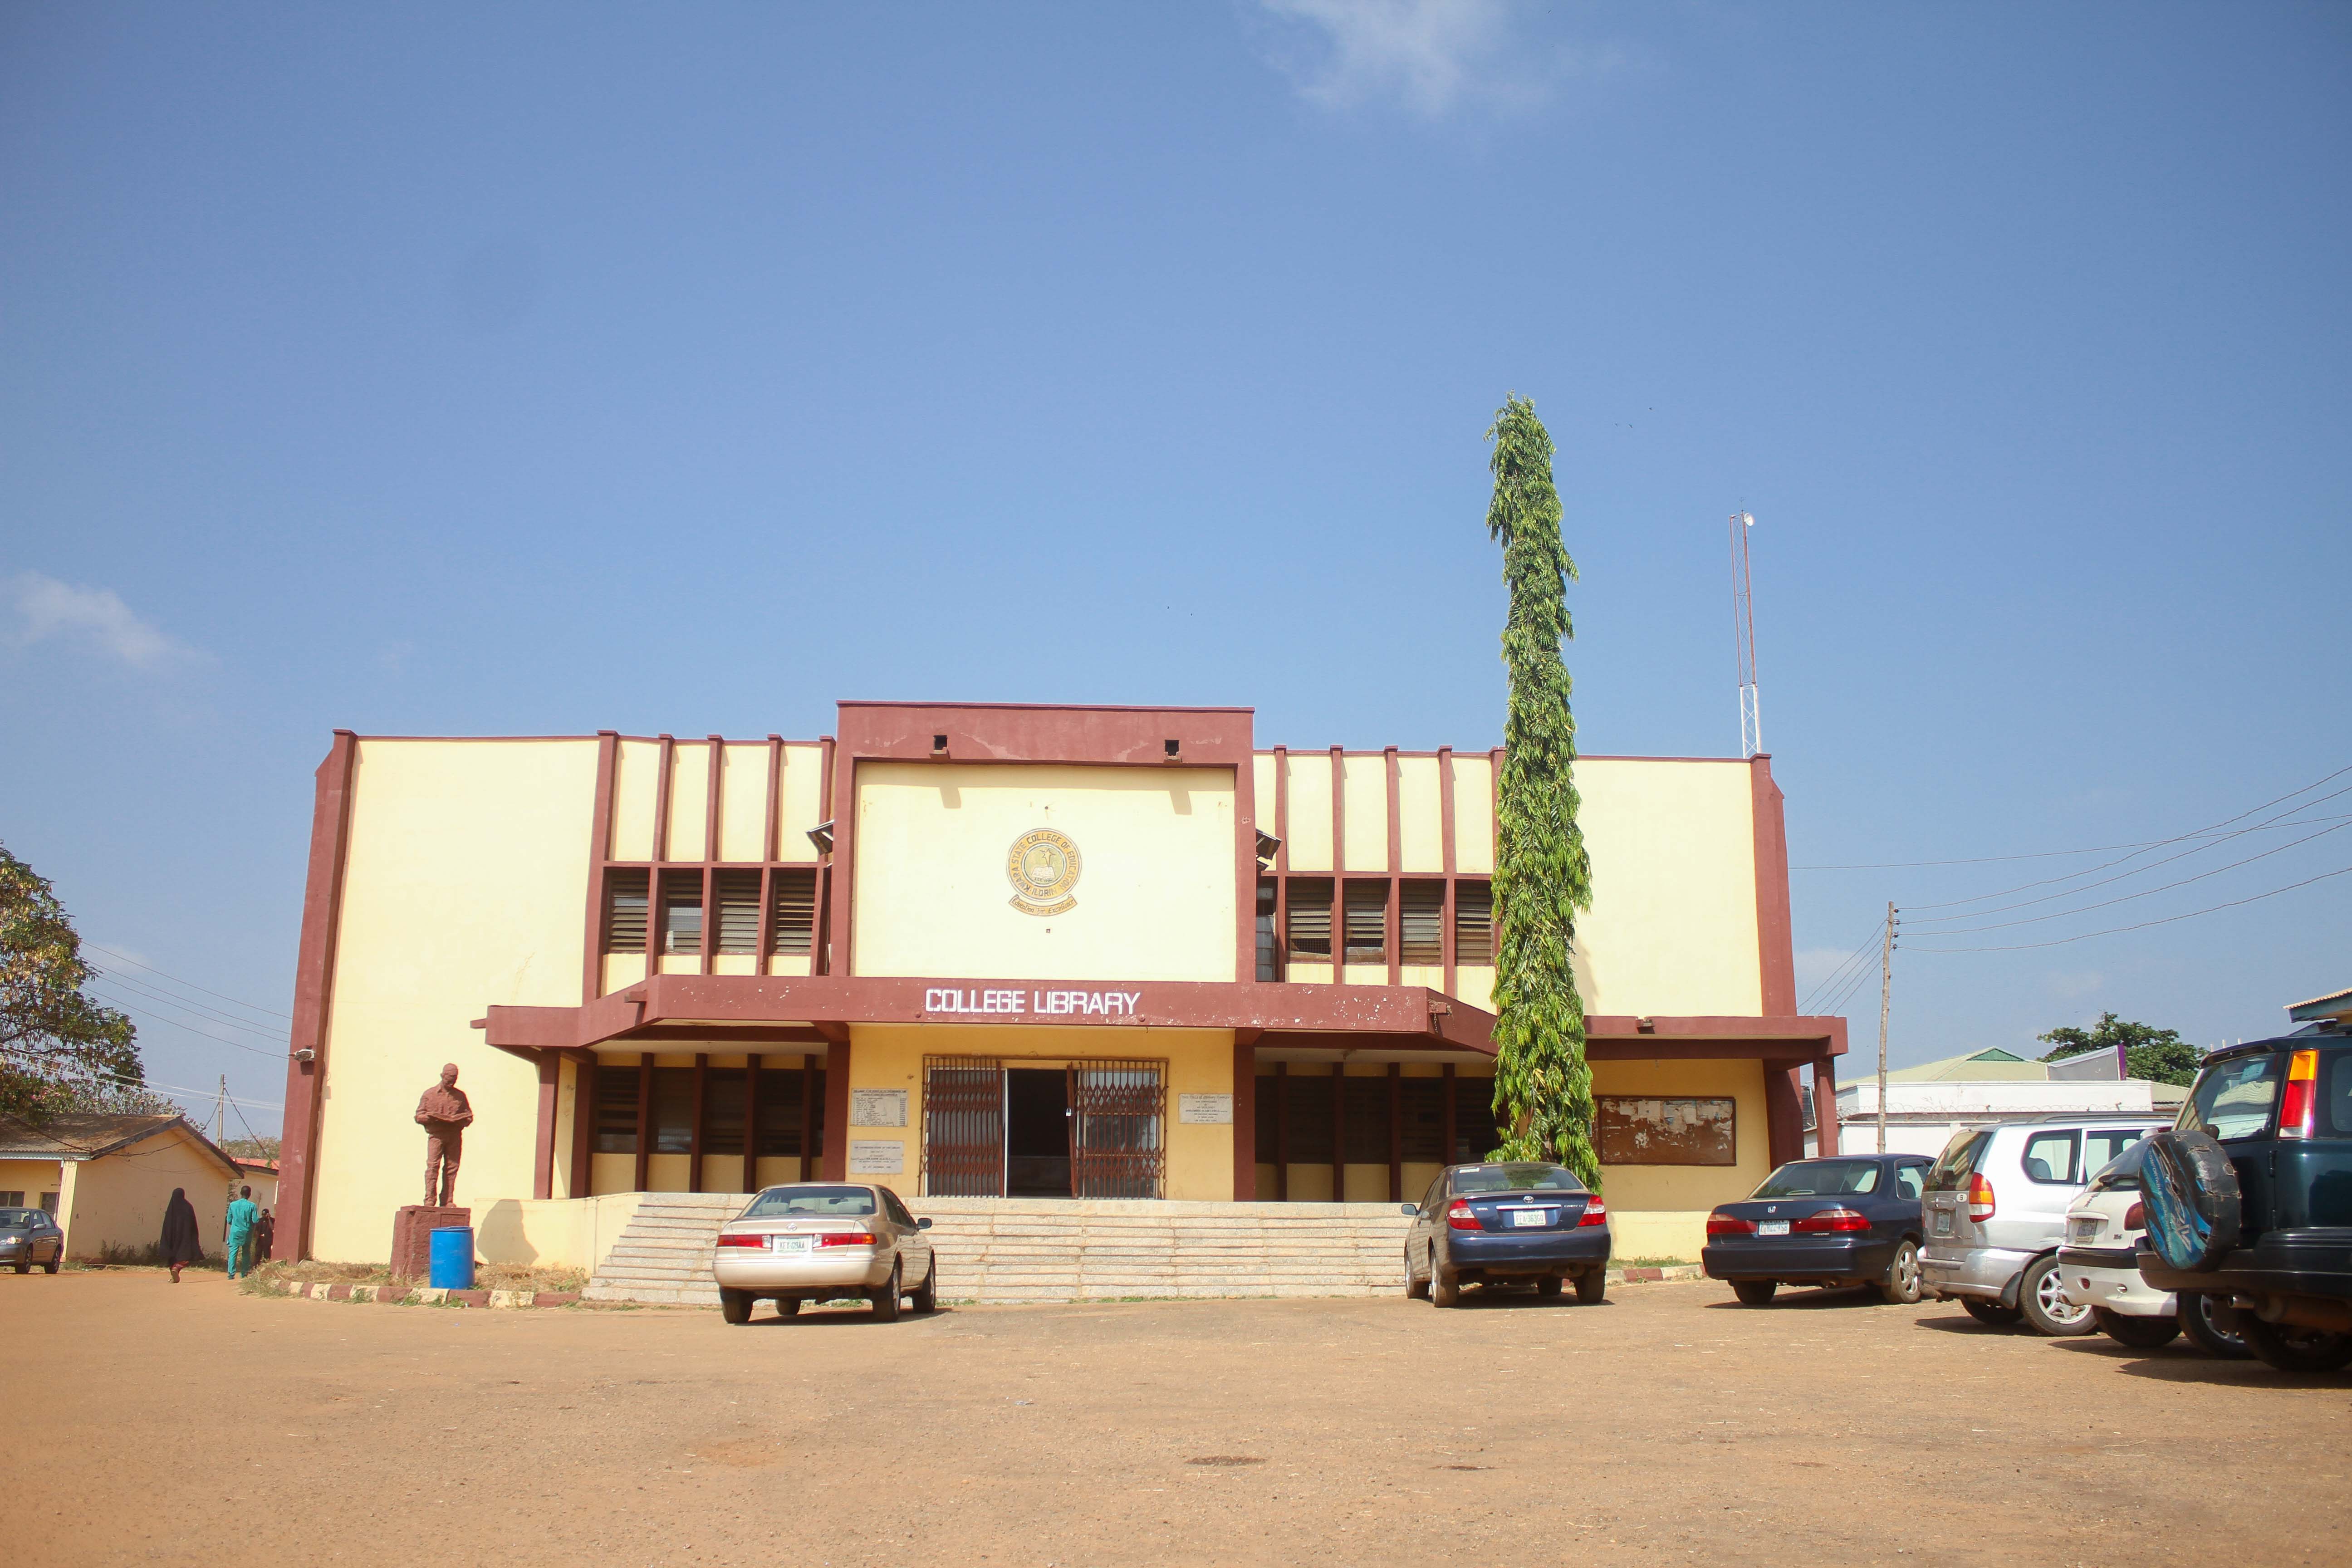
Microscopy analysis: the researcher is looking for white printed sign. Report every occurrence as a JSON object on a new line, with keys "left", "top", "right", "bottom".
{"left": 1178, "top": 1093, "right": 1233, "bottom": 1125}
{"left": 848, "top": 1139, "right": 906, "bottom": 1175}
{"left": 850, "top": 1088, "right": 909, "bottom": 1127}
{"left": 922, "top": 986, "right": 1145, "bottom": 1018}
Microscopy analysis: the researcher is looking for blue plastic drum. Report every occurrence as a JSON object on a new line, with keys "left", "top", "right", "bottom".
{"left": 428, "top": 1226, "right": 476, "bottom": 1289}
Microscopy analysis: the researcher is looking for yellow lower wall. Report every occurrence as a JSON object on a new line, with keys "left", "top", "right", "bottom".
{"left": 0, "top": 1159, "right": 63, "bottom": 1210}
{"left": 474, "top": 1192, "right": 645, "bottom": 1272}
{"left": 54, "top": 1131, "right": 235, "bottom": 1261}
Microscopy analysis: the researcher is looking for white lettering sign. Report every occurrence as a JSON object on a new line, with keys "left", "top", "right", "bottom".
{"left": 1178, "top": 1093, "right": 1233, "bottom": 1125}
{"left": 921, "top": 986, "right": 1146, "bottom": 1019}
{"left": 848, "top": 1139, "right": 905, "bottom": 1175}
{"left": 850, "top": 1088, "right": 908, "bottom": 1128}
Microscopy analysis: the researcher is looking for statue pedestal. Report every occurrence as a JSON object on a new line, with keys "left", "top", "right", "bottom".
{"left": 392, "top": 1205, "right": 471, "bottom": 1282}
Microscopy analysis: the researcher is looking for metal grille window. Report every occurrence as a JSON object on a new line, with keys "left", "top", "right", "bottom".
{"left": 1281, "top": 1073, "right": 1334, "bottom": 1163}
{"left": 605, "top": 870, "right": 649, "bottom": 954}
{"left": 1400, "top": 882, "right": 1444, "bottom": 965}
{"left": 769, "top": 868, "right": 818, "bottom": 957}
{"left": 1342, "top": 1076, "right": 1390, "bottom": 1163}
{"left": 753, "top": 1067, "right": 814, "bottom": 1158}
{"left": 1453, "top": 880, "right": 1494, "bottom": 965}
{"left": 1453, "top": 1078, "right": 1501, "bottom": 1162}
{"left": 923, "top": 1057, "right": 1006, "bottom": 1197}
{"left": 1342, "top": 882, "right": 1388, "bottom": 966}
{"left": 715, "top": 871, "right": 762, "bottom": 955}
{"left": 1072, "top": 1061, "right": 1166, "bottom": 1199}
{"left": 594, "top": 1065, "right": 640, "bottom": 1154}
{"left": 1256, "top": 880, "right": 1279, "bottom": 981}
{"left": 1254, "top": 1077, "right": 1280, "bottom": 1164}
{"left": 649, "top": 1067, "right": 695, "bottom": 1154}
{"left": 662, "top": 874, "right": 705, "bottom": 956}
{"left": 702, "top": 1068, "right": 746, "bottom": 1156}
{"left": 1401, "top": 1077, "right": 1445, "bottom": 1161}
{"left": 1285, "top": 879, "right": 1333, "bottom": 961}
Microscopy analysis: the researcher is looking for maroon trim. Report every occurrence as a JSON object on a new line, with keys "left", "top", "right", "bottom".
{"left": 1233, "top": 722, "right": 1259, "bottom": 984}
{"left": 1812, "top": 1056, "right": 1841, "bottom": 1156}
{"left": 1329, "top": 745, "right": 1344, "bottom": 874}
{"left": 688, "top": 1051, "right": 708, "bottom": 1192}
{"left": 1441, "top": 1063, "right": 1457, "bottom": 1161}
{"left": 702, "top": 738, "right": 724, "bottom": 977}
{"left": 1764, "top": 1066, "right": 1805, "bottom": 1168}
{"left": 1386, "top": 1061, "right": 1402, "bottom": 1201}
{"left": 1438, "top": 746, "right": 1457, "bottom": 996}
{"left": 743, "top": 1054, "right": 763, "bottom": 1180}
{"left": 1273, "top": 1062, "right": 1289, "bottom": 1200}
{"left": 1329, "top": 1061, "right": 1345, "bottom": 1200}
{"left": 764, "top": 736, "right": 783, "bottom": 862}
{"left": 799, "top": 1050, "right": 818, "bottom": 1179}
{"left": 821, "top": 1036, "right": 851, "bottom": 1180}
{"left": 569, "top": 1056, "right": 597, "bottom": 1197}
{"left": 651, "top": 735, "right": 675, "bottom": 862}
{"left": 1749, "top": 754, "right": 1798, "bottom": 1015}
{"left": 814, "top": 735, "right": 836, "bottom": 975}
{"left": 825, "top": 733, "right": 856, "bottom": 977}
{"left": 532, "top": 1051, "right": 559, "bottom": 1200}
{"left": 632, "top": 1051, "right": 652, "bottom": 1193}
{"left": 1271, "top": 746, "right": 1289, "bottom": 981}
{"left": 583, "top": 732, "right": 619, "bottom": 1004}
{"left": 1230, "top": 1030, "right": 1258, "bottom": 1200}
{"left": 278, "top": 730, "right": 358, "bottom": 1263}
{"left": 1384, "top": 746, "right": 1402, "bottom": 985}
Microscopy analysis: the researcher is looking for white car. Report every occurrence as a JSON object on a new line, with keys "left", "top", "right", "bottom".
{"left": 711, "top": 1182, "right": 939, "bottom": 1324}
{"left": 2056, "top": 1142, "right": 2245, "bottom": 1357}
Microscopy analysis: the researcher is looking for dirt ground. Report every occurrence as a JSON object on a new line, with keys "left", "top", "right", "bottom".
{"left": 6, "top": 1270, "right": 2345, "bottom": 1567}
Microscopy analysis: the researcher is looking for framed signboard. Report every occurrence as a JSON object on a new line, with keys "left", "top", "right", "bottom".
{"left": 1596, "top": 1096, "right": 1736, "bottom": 1166}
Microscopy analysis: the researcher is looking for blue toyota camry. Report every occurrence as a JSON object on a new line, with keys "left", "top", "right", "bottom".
{"left": 1701, "top": 1153, "right": 1931, "bottom": 1306}
{"left": 1402, "top": 1161, "right": 1612, "bottom": 1307}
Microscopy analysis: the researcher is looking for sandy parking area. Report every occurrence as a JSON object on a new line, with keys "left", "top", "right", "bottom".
{"left": 4, "top": 1269, "right": 2343, "bottom": 1566}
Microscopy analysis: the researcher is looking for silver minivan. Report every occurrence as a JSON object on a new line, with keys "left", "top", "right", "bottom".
{"left": 1919, "top": 1115, "right": 2163, "bottom": 1336}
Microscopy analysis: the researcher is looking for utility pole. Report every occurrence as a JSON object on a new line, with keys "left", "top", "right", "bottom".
{"left": 1876, "top": 903, "right": 1897, "bottom": 1153}
{"left": 1729, "top": 512, "right": 1761, "bottom": 759}
{"left": 213, "top": 1076, "right": 226, "bottom": 1145}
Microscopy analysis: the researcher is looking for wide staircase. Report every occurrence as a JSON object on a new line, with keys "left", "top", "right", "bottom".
{"left": 583, "top": 1194, "right": 1417, "bottom": 1307}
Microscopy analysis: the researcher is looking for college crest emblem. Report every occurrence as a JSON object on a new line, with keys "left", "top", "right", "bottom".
{"left": 1006, "top": 828, "right": 1081, "bottom": 917}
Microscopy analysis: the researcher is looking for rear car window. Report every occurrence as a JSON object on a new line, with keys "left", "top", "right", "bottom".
{"left": 1753, "top": 1160, "right": 1882, "bottom": 1198}
{"left": 2181, "top": 1054, "right": 2283, "bottom": 1141}
{"left": 1452, "top": 1164, "right": 1585, "bottom": 1195}
{"left": 2324, "top": 1050, "right": 2352, "bottom": 1138}
{"left": 2086, "top": 1141, "right": 2147, "bottom": 1194}
{"left": 741, "top": 1185, "right": 879, "bottom": 1218}
{"left": 2080, "top": 1127, "right": 2146, "bottom": 1171}
{"left": 1926, "top": 1130, "right": 1992, "bottom": 1191}
{"left": 1895, "top": 1166, "right": 1925, "bottom": 1201}
{"left": 2022, "top": 1130, "right": 2079, "bottom": 1184}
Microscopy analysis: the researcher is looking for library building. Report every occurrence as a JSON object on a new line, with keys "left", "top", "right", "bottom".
{"left": 274, "top": 701, "right": 1847, "bottom": 1268}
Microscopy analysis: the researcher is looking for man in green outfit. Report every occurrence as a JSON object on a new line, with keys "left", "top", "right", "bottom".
{"left": 224, "top": 1185, "right": 260, "bottom": 1279}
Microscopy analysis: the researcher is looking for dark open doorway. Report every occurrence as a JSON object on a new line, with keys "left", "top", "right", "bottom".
{"left": 1005, "top": 1068, "right": 1070, "bottom": 1197}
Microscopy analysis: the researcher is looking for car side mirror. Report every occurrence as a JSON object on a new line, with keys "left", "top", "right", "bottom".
{"left": 1400, "top": 1203, "right": 1419, "bottom": 1216}
{"left": 916, "top": 1216, "right": 933, "bottom": 1230}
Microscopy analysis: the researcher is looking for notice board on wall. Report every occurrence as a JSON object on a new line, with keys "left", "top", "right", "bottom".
{"left": 1596, "top": 1097, "right": 1736, "bottom": 1166}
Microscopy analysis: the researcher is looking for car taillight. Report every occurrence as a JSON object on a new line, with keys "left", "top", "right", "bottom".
{"left": 816, "top": 1230, "right": 877, "bottom": 1248}
{"left": 2278, "top": 1049, "right": 2320, "bottom": 1140}
{"left": 2123, "top": 1201, "right": 2146, "bottom": 1231}
{"left": 1706, "top": 1212, "right": 1755, "bottom": 1237}
{"left": 715, "top": 1233, "right": 765, "bottom": 1248}
{"left": 1446, "top": 1198, "right": 1482, "bottom": 1231}
{"left": 1577, "top": 1196, "right": 1608, "bottom": 1228}
{"left": 1966, "top": 1173, "right": 1996, "bottom": 1223}
{"left": 1793, "top": 1208, "right": 1870, "bottom": 1233}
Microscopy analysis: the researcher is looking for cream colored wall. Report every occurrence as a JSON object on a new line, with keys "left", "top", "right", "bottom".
{"left": 1396, "top": 758, "right": 1443, "bottom": 872}
{"left": 1589, "top": 1058, "right": 1770, "bottom": 1214}
{"left": 475, "top": 1192, "right": 645, "bottom": 1271}
{"left": 610, "top": 738, "right": 661, "bottom": 860}
{"left": 1282, "top": 755, "right": 1333, "bottom": 870}
{"left": 1574, "top": 761, "right": 1761, "bottom": 1017}
{"left": 1451, "top": 755, "right": 1494, "bottom": 874}
{"left": 666, "top": 741, "right": 711, "bottom": 861}
{"left": 312, "top": 738, "right": 600, "bottom": 1263}
{"left": 1341, "top": 755, "right": 1387, "bottom": 871}
{"left": 718, "top": 744, "right": 769, "bottom": 860}
{"left": 849, "top": 1025, "right": 1236, "bottom": 1202}
{"left": 57, "top": 1129, "right": 233, "bottom": 1260}
{"left": 0, "top": 1159, "right": 61, "bottom": 1207}
{"left": 852, "top": 763, "right": 1237, "bottom": 983}
{"left": 779, "top": 743, "right": 827, "bottom": 852}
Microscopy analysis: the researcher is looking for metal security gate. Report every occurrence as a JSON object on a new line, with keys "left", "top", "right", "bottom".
{"left": 923, "top": 1056, "right": 1004, "bottom": 1196}
{"left": 1071, "top": 1059, "right": 1166, "bottom": 1199}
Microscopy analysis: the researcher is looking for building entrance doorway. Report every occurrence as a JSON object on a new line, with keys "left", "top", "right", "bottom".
{"left": 1005, "top": 1068, "right": 1071, "bottom": 1197}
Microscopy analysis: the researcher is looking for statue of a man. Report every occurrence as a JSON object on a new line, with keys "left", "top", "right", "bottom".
{"left": 415, "top": 1063, "right": 475, "bottom": 1207}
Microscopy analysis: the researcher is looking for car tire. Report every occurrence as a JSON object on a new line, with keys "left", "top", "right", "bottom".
{"left": 871, "top": 1261, "right": 902, "bottom": 1323}
{"left": 719, "top": 1288, "right": 753, "bottom": 1326}
{"left": 2092, "top": 1308, "right": 2181, "bottom": 1349}
{"left": 1536, "top": 1274, "right": 1565, "bottom": 1298}
{"left": 1880, "top": 1240, "right": 1923, "bottom": 1305}
{"left": 1732, "top": 1279, "right": 1777, "bottom": 1307}
{"left": 911, "top": 1254, "right": 938, "bottom": 1314}
{"left": 2140, "top": 1129, "right": 2243, "bottom": 1272}
{"left": 2019, "top": 1255, "right": 2097, "bottom": 1337}
{"left": 1961, "top": 1296, "right": 2023, "bottom": 1328}
{"left": 42, "top": 1257, "right": 59, "bottom": 1275}
{"left": 775, "top": 1297, "right": 802, "bottom": 1317}
{"left": 1431, "top": 1265, "right": 1461, "bottom": 1309}
{"left": 11, "top": 1259, "right": 27, "bottom": 1274}
{"left": 2176, "top": 1291, "right": 2249, "bottom": 1359}
{"left": 1404, "top": 1247, "right": 1430, "bottom": 1301}
{"left": 1574, "top": 1269, "right": 1606, "bottom": 1305}
{"left": 2242, "top": 1317, "right": 2352, "bottom": 1374}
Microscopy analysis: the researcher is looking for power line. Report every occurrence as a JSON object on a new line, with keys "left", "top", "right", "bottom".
{"left": 1902, "top": 805, "right": 2352, "bottom": 914}
{"left": 86, "top": 989, "right": 290, "bottom": 1060}
{"left": 1906, "top": 862, "right": 2352, "bottom": 953}
{"left": 80, "top": 941, "right": 292, "bottom": 1021}
{"left": 91, "top": 968, "right": 292, "bottom": 1040}
{"left": 1799, "top": 919, "right": 1887, "bottom": 1014}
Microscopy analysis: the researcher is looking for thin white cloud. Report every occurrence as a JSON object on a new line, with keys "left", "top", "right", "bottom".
{"left": 6, "top": 571, "right": 199, "bottom": 670}
{"left": 1252, "top": 0, "right": 1606, "bottom": 118}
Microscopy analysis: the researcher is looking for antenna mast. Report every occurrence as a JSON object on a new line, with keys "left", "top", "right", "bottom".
{"left": 1730, "top": 511, "right": 1761, "bottom": 758}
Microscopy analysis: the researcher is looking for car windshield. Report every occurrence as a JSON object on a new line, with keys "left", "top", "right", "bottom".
{"left": 1752, "top": 1160, "right": 1881, "bottom": 1198}
{"left": 0, "top": 1210, "right": 31, "bottom": 1229}
{"left": 2181, "top": 1054, "right": 2283, "bottom": 1142}
{"left": 740, "top": 1186, "right": 878, "bottom": 1218}
{"left": 1452, "top": 1164, "right": 1585, "bottom": 1195}
{"left": 1925, "top": 1130, "right": 1992, "bottom": 1191}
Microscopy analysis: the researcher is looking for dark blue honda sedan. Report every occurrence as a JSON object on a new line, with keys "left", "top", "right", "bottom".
{"left": 1402, "top": 1161, "right": 1612, "bottom": 1307}
{"left": 1700, "top": 1154, "right": 1931, "bottom": 1307}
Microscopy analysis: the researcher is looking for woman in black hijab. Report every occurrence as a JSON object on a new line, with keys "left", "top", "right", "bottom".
{"left": 159, "top": 1188, "right": 202, "bottom": 1284}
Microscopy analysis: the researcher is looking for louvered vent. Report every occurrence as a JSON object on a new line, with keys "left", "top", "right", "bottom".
{"left": 769, "top": 868, "right": 818, "bottom": 956}
{"left": 715, "top": 870, "right": 762, "bottom": 955}
{"left": 662, "top": 872, "right": 705, "bottom": 955}
{"left": 1285, "top": 879, "right": 1332, "bottom": 960}
{"left": 1454, "top": 880, "right": 1494, "bottom": 965}
{"left": 1342, "top": 882, "right": 1388, "bottom": 965}
{"left": 1400, "top": 882, "right": 1444, "bottom": 965}
{"left": 605, "top": 870, "right": 649, "bottom": 954}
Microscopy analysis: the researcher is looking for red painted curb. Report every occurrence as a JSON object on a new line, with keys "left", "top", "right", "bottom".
{"left": 1622, "top": 1267, "right": 1664, "bottom": 1283}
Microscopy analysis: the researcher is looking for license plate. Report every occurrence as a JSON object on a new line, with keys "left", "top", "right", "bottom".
{"left": 769, "top": 1236, "right": 810, "bottom": 1254}
{"left": 1757, "top": 1220, "right": 1790, "bottom": 1237}
{"left": 1509, "top": 1209, "right": 1550, "bottom": 1228}
{"left": 2069, "top": 1218, "right": 2100, "bottom": 1243}
{"left": 1932, "top": 1210, "right": 1953, "bottom": 1236}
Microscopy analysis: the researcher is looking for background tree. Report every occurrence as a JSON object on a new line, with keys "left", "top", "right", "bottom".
{"left": 1483, "top": 394, "right": 1601, "bottom": 1186}
{"left": 1, "top": 843, "right": 148, "bottom": 1122}
{"left": 2038, "top": 1011, "right": 2203, "bottom": 1087}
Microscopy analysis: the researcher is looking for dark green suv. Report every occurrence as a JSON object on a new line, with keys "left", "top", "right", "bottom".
{"left": 2136, "top": 1023, "right": 2352, "bottom": 1372}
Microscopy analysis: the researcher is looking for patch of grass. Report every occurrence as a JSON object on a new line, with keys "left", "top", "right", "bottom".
{"left": 92, "top": 1242, "right": 225, "bottom": 1270}
{"left": 1618, "top": 1256, "right": 1696, "bottom": 1269}
{"left": 241, "top": 1258, "right": 587, "bottom": 1298}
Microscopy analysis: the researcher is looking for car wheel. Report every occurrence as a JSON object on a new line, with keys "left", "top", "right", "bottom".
{"left": 1574, "top": 1269, "right": 1606, "bottom": 1306}
{"left": 2092, "top": 1308, "right": 2181, "bottom": 1349}
{"left": 719, "top": 1288, "right": 753, "bottom": 1326}
{"left": 1960, "top": 1296, "right": 2023, "bottom": 1327}
{"left": 1732, "top": 1279, "right": 1777, "bottom": 1307}
{"left": 1879, "top": 1240, "right": 1923, "bottom": 1305}
{"left": 775, "top": 1297, "right": 802, "bottom": 1317}
{"left": 2242, "top": 1317, "right": 2352, "bottom": 1374}
{"left": 2176, "top": 1291, "right": 2250, "bottom": 1359}
{"left": 1431, "top": 1265, "right": 1461, "bottom": 1309}
{"left": 1536, "top": 1274, "right": 1565, "bottom": 1298}
{"left": 871, "top": 1260, "right": 902, "bottom": 1323}
{"left": 42, "top": 1256, "right": 59, "bottom": 1275}
{"left": 2019, "top": 1255, "right": 2096, "bottom": 1337}
{"left": 1404, "top": 1246, "right": 1429, "bottom": 1301}
{"left": 11, "top": 1259, "right": 26, "bottom": 1275}
{"left": 911, "top": 1253, "right": 938, "bottom": 1314}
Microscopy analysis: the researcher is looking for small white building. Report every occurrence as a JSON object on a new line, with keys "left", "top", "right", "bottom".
{"left": 1805, "top": 1047, "right": 2186, "bottom": 1159}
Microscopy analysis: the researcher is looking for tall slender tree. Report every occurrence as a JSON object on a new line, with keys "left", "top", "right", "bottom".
{"left": 1483, "top": 395, "right": 1600, "bottom": 1186}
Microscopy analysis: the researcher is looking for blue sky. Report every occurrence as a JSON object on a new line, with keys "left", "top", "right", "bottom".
{"left": 4, "top": 4, "right": 2346, "bottom": 1134}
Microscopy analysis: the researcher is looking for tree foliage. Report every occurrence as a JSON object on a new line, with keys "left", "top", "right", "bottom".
{"left": 0, "top": 843, "right": 147, "bottom": 1122}
{"left": 1483, "top": 394, "right": 1600, "bottom": 1187}
{"left": 2038, "top": 1011, "right": 2203, "bottom": 1088}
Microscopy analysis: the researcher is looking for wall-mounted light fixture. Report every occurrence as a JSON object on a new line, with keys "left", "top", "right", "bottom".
{"left": 1254, "top": 829, "right": 1281, "bottom": 867}
{"left": 806, "top": 820, "right": 835, "bottom": 855}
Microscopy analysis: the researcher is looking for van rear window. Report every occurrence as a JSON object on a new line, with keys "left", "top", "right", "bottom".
{"left": 2182, "top": 1054, "right": 2283, "bottom": 1142}
{"left": 1925, "top": 1130, "right": 1991, "bottom": 1191}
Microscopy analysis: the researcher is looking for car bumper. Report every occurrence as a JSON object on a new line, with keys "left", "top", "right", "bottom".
{"left": 2056, "top": 1247, "right": 2173, "bottom": 1317}
{"left": 712, "top": 1250, "right": 893, "bottom": 1294}
{"left": 1920, "top": 1244, "right": 2034, "bottom": 1302}
{"left": 2137, "top": 1230, "right": 2352, "bottom": 1303}
{"left": 1701, "top": 1237, "right": 1894, "bottom": 1283}
{"left": 1442, "top": 1227, "right": 1612, "bottom": 1278}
